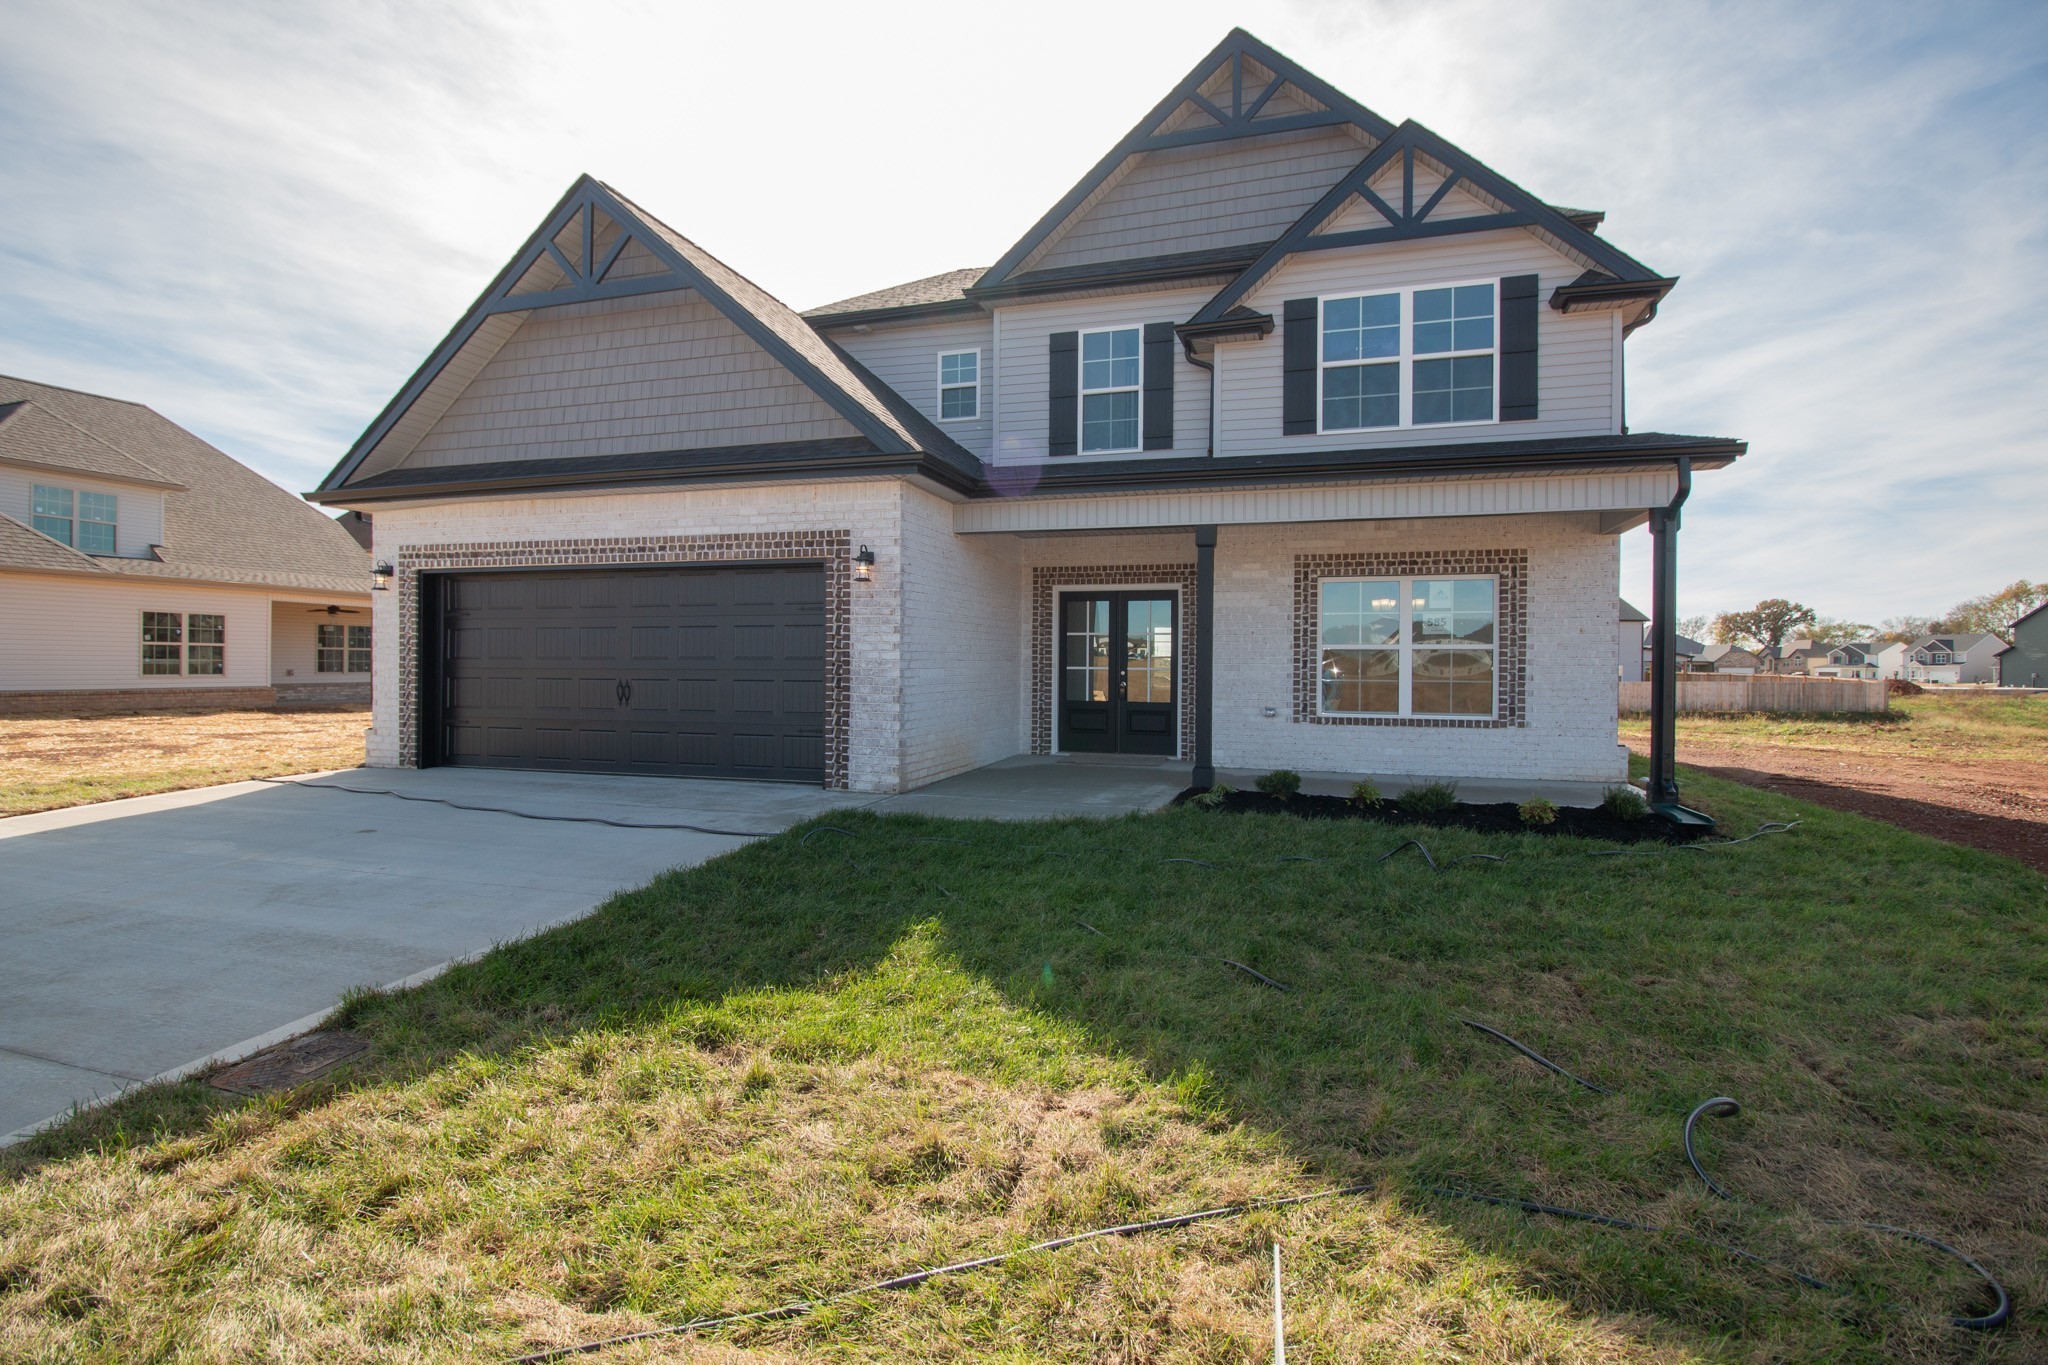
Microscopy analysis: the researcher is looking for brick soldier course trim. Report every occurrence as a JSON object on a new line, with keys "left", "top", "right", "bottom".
{"left": 1292, "top": 549, "right": 1528, "bottom": 728}
{"left": 395, "top": 530, "right": 853, "bottom": 786}
{"left": 1031, "top": 563, "right": 1198, "bottom": 760}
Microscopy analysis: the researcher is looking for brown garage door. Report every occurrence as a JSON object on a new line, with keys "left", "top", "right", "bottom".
{"left": 434, "top": 565, "right": 825, "bottom": 782}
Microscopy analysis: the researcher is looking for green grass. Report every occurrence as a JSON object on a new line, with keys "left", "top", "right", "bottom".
{"left": 3, "top": 767, "right": 2043, "bottom": 1361}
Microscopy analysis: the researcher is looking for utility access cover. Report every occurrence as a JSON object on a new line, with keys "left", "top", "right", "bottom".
{"left": 208, "top": 1031, "right": 368, "bottom": 1096}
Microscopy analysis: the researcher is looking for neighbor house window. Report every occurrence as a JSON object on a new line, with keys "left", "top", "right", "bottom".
{"left": 1321, "top": 282, "right": 1496, "bottom": 431}
{"left": 937, "top": 350, "right": 979, "bottom": 420}
{"left": 33, "top": 485, "right": 118, "bottom": 552}
{"left": 1079, "top": 327, "right": 1141, "bottom": 452}
{"left": 141, "top": 611, "right": 225, "bottom": 676}
{"left": 1319, "top": 576, "right": 1496, "bottom": 716}
{"left": 318, "top": 622, "right": 371, "bottom": 673}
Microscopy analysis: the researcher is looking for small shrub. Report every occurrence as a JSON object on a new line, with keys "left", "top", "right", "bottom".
{"left": 1190, "top": 783, "right": 1233, "bottom": 810}
{"left": 1401, "top": 780, "right": 1459, "bottom": 815}
{"left": 1349, "top": 779, "right": 1382, "bottom": 807}
{"left": 1255, "top": 770, "right": 1302, "bottom": 799}
{"left": 1602, "top": 785, "right": 1650, "bottom": 821}
{"left": 1518, "top": 797, "right": 1558, "bottom": 826}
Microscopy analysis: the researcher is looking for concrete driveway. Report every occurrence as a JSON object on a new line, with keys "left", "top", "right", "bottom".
{"left": 0, "top": 768, "right": 866, "bottom": 1141}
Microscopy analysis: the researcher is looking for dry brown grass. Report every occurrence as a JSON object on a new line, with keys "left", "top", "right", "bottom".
{"left": 0, "top": 707, "right": 369, "bottom": 815}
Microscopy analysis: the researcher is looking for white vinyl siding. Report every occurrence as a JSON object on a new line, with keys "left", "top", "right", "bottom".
{"left": 0, "top": 467, "right": 162, "bottom": 557}
{"left": 0, "top": 576, "right": 294, "bottom": 692}
{"left": 399, "top": 290, "right": 862, "bottom": 470}
{"left": 1220, "top": 234, "right": 1619, "bottom": 457}
{"left": 1029, "top": 124, "right": 1371, "bottom": 273}
{"left": 827, "top": 314, "right": 995, "bottom": 459}
{"left": 993, "top": 285, "right": 1213, "bottom": 465}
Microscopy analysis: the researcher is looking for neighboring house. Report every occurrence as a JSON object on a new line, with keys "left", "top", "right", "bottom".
{"left": 1998, "top": 602, "right": 2047, "bottom": 687}
{"left": 1696, "top": 643, "right": 1762, "bottom": 674}
{"left": 310, "top": 29, "right": 1743, "bottom": 792}
{"left": 1901, "top": 633, "right": 2002, "bottom": 684}
{"left": 0, "top": 376, "right": 373, "bottom": 711}
{"left": 1815, "top": 640, "right": 1903, "bottom": 679}
{"left": 1618, "top": 598, "right": 1647, "bottom": 681}
{"left": 1771, "top": 639, "right": 1829, "bottom": 674}
{"left": 1672, "top": 634, "right": 1706, "bottom": 671}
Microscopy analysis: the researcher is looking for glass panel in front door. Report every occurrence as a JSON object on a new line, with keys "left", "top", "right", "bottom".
{"left": 1063, "top": 597, "right": 1110, "bottom": 701}
{"left": 1125, "top": 597, "right": 1173, "bottom": 703}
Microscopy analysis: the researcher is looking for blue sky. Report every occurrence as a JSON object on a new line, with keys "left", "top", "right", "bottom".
{"left": 0, "top": 0, "right": 2040, "bottom": 623}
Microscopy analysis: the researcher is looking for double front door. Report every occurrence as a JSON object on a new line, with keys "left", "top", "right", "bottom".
{"left": 1058, "top": 591, "right": 1177, "bottom": 755}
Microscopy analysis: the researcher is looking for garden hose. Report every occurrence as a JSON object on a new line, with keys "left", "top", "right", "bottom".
{"left": 253, "top": 776, "right": 778, "bottom": 837}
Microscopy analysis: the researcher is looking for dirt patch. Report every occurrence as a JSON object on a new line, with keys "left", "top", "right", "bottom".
{"left": 1629, "top": 742, "right": 2048, "bottom": 872}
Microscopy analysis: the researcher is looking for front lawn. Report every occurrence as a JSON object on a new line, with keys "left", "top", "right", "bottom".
{"left": 3, "top": 769, "right": 2041, "bottom": 1361}
{"left": 0, "top": 707, "right": 370, "bottom": 816}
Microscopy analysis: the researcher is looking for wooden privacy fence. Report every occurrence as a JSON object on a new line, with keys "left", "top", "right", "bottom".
{"left": 1619, "top": 676, "right": 1889, "bottom": 715}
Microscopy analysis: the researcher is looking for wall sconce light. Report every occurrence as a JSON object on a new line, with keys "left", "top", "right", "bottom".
{"left": 853, "top": 545, "right": 876, "bottom": 583}
{"left": 371, "top": 561, "right": 395, "bottom": 591}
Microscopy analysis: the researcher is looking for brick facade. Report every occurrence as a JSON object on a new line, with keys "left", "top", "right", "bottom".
{"left": 1028, "top": 562, "right": 1198, "bottom": 760}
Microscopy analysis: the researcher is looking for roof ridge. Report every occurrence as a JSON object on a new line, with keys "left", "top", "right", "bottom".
{"left": 0, "top": 395, "right": 181, "bottom": 485}
{"left": 0, "top": 373, "right": 152, "bottom": 409}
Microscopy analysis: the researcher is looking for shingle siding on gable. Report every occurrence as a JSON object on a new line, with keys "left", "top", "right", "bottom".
{"left": 1219, "top": 234, "right": 1619, "bottom": 457}
{"left": 1029, "top": 125, "right": 1373, "bottom": 274}
{"left": 830, "top": 315, "right": 996, "bottom": 460}
{"left": 399, "top": 290, "right": 863, "bottom": 470}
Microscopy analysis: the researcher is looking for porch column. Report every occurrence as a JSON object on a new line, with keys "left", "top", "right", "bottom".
{"left": 1192, "top": 524, "right": 1216, "bottom": 788}
{"left": 1645, "top": 459, "right": 1690, "bottom": 809}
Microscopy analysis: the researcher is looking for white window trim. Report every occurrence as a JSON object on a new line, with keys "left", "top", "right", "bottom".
{"left": 1078, "top": 324, "right": 1144, "bottom": 455}
{"left": 1315, "top": 574, "right": 1498, "bottom": 719}
{"left": 1316, "top": 278, "right": 1501, "bottom": 435}
{"left": 935, "top": 348, "right": 980, "bottom": 422}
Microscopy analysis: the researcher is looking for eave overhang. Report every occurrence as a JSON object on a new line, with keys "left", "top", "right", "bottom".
{"left": 964, "top": 243, "right": 1268, "bottom": 306}
{"left": 806, "top": 297, "right": 987, "bottom": 331}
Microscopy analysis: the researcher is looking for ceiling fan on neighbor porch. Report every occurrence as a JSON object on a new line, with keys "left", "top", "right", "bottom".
{"left": 303, "top": 604, "right": 365, "bottom": 615}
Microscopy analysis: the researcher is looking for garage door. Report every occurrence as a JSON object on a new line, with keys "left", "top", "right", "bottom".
{"left": 436, "top": 565, "right": 826, "bottom": 782}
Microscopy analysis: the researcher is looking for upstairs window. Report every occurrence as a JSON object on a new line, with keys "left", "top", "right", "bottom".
{"left": 318, "top": 622, "right": 372, "bottom": 673}
{"left": 937, "top": 350, "right": 979, "bottom": 420}
{"left": 141, "top": 611, "right": 225, "bottom": 676}
{"left": 1079, "top": 327, "right": 1141, "bottom": 453}
{"left": 1320, "top": 281, "right": 1496, "bottom": 431}
{"left": 33, "top": 485, "right": 118, "bottom": 553}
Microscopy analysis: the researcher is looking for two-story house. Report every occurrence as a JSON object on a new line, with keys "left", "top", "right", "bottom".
{"left": 1815, "top": 640, "right": 1904, "bottom": 680}
{"left": 0, "top": 375, "right": 373, "bottom": 712}
{"left": 1998, "top": 603, "right": 2046, "bottom": 688}
{"left": 311, "top": 30, "right": 1741, "bottom": 797}
{"left": 1902, "top": 633, "right": 2002, "bottom": 684}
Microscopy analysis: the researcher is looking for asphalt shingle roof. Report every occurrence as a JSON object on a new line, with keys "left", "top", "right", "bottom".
{"left": 0, "top": 375, "right": 370, "bottom": 594}
{"left": 804, "top": 268, "right": 987, "bottom": 319}
{"left": 0, "top": 400, "right": 183, "bottom": 488}
{"left": 0, "top": 510, "right": 108, "bottom": 574}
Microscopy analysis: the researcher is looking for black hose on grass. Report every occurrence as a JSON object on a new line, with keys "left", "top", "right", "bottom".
{"left": 506, "top": 1182, "right": 1376, "bottom": 1363}
{"left": 1461, "top": 1019, "right": 1614, "bottom": 1095}
{"left": 253, "top": 777, "right": 779, "bottom": 838}
{"left": 1377, "top": 839, "right": 1437, "bottom": 870}
{"left": 1163, "top": 857, "right": 1221, "bottom": 868}
{"left": 799, "top": 825, "right": 855, "bottom": 846}
{"left": 1682, "top": 1096, "right": 2012, "bottom": 1329}
{"left": 1221, "top": 958, "right": 1293, "bottom": 992}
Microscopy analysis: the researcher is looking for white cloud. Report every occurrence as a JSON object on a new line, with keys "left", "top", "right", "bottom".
{"left": 0, "top": 0, "right": 2039, "bottom": 620}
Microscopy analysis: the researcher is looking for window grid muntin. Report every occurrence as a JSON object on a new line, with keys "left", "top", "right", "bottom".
{"left": 31, "top": 484, "right": 73, "bottom": 545}
{"left": 937, "top": 349, "right": 979, "bottom": 421}
{"left": 1079, "top": 326, "right": 1142, "bottom": 453}
{"left": 1318, "top": 280, "right": 1499, "bottom": 433}
{"left": 318, "top": 621, "right": 373, "bottom": 673}
{"left": 1317, "top": 574, "right": 1497, "bottom": 718}
{"left": 142, "top": 610, "right": 183, "bottom": 675}
{"left": 76, "top": 491, "right": 118, "bottom": 554}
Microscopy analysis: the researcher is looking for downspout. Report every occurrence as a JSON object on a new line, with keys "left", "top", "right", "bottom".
{"left": 1645, "top": 456, "right": 1709, "bottom": 824}
{"left": 1181, "top": 335, "right": 1215, "bottom": 458}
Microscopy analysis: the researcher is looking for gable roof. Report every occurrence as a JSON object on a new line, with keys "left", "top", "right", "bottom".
{"left": 1674, "top": 634, "right": 1705, "bottom": 656}
{"left": 805, "top": 268, "right": 987, "bottom": 325}
{"left": 1618, "top": 598, "right": 1647, "bottom": 623}
{"left": 1189, "top": 119, "right": 1668, "bottom": 327}
{"left": 1911, "top": 633, "right": 1998, "bottom": 654}
{"left": 317, "top": 177, "right": 979, "bottom": 494}
{"left": 1700, "top": 642, "right": 1759, "bottom": 661}
{"left": 0, "top": 399, "right": 184, "bottom": 489}
{"left": 973, "top": 29, "right": 1397, "bottom": 298}
{"left": 2011, "top": 600, "right": 2048, "bottom": 632}
{"left": 0, "top": 375, "right": 369, "bottom": 593}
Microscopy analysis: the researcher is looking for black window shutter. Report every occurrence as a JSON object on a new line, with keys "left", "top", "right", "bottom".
{"left": 1142, "top": 322, "right": 1175, "bottom": 450}
{"left": 1499, "top": 274, "right": 1539, "bottom": 421}
{"left": 1048, "top": 331, "right": 1079, "bottom": 456}
{"left": 1282, "top": 298, "right": 1318, "bottom": 434}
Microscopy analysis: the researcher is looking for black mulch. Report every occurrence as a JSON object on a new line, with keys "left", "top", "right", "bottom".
{"left": 1170, "top": 788, "right": 1704, "bottom": 844}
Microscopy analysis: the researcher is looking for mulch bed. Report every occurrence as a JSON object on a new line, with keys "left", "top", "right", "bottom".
{"left": 1172, "top": 788, "right": 1702, "bottom": 844}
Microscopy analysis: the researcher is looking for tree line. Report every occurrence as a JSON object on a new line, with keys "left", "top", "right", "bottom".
{"left": 1674, "top": 578, "right": 2045, "bottom": 658}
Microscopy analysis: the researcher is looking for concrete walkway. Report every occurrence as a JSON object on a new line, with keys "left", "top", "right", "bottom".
{"left": 0, "top": 768, "right": 867, "bottom": 1142}
{"left": 864, "top": 754, "right": 1192, "bottom": 820}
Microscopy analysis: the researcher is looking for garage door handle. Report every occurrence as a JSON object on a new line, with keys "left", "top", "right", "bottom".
{"left": 616, "top": 679, "right": 631, "bottom": 706}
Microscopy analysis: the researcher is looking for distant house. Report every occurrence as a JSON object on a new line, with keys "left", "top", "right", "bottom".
{"left": 1697, "top": 642, "right": 1762, "bottom": 674}
{"left": 0, "top": 375, "right": 373, "bottom": 712}
{"left": 1901, "top": 633, "right": 2002, "bottom": 684}
{"left": 1673, "top": 634, "right": 1706, "bottom": 671}
{"left": 1996, "top": 603, "right": 2047, "bottom": 687}
{"left": 1815, "top": 640, "right": 1904, "bottom": 679}
{"left": 1771, "top": 639, "right": 1830, "bottom": 674}
{"left": 1618, "top": 598, "right": 1647, "bottom": 680}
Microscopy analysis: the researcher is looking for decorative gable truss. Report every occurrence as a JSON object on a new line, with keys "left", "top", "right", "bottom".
{"left": 321, "top": 177, "right": 961, "bottom": 492}
{"left": 973, "top": 29, "right": 1397, "bottom": 293}
{"left": 1188, "top": 121, "right": 1677, "bottom": 333}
